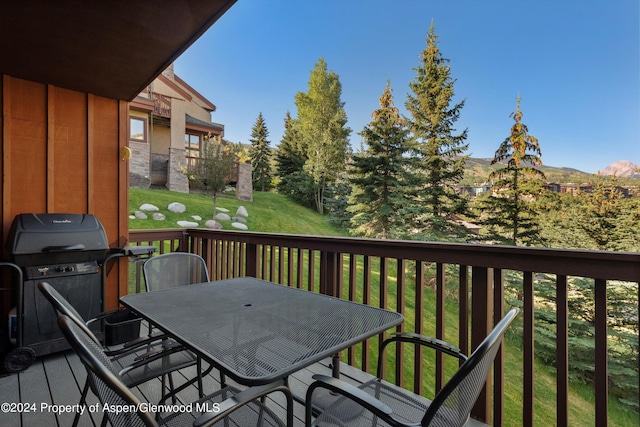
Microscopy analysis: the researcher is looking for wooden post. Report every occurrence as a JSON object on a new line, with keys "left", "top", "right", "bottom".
{"left": 471, "top": 266, "right": 493, "bottom": 423}
{"left": 245, "top": 242, "right": 258, "bottom": 278}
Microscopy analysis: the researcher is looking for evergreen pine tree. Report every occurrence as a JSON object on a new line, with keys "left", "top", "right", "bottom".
{"left": 348, "top": 82, "right": 413, "bottom": 238}
{"left": 405, "top": 22, "right": 469, "bottom": 237}
{"left": 576, "top": 174, "right": 624, "bottom": 251}
{"left": 481, "top": 95, "right": 546, "bottom": 245}
{"left": 249, "top": 112, "right": 272, "bottom": 191}
{"left": 295, "top": 58, "right": 351, "bottom": 214}
{"left": 275, "top": 111, "right": 315, "bottom": 206}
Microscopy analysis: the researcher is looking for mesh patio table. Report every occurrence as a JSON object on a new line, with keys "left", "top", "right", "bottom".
{"left": 120, "top": 277, "right": 403, "bottom": 386}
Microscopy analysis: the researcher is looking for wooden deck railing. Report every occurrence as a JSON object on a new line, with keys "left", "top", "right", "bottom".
{"left": 128, "top": 228, "right": 640, "bottom": 426}
{"left": 152, "top": 92, "right": 171, "bottom": 117}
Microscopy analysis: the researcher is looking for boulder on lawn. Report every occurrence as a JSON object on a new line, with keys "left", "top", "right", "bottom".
{"left": 168, "top": 202, "right": 187, "bottom": 213}
{"left": 231, "top": 222, "right": 248, "bottom": 230}
{"left": 177, "top": 220, "right": 198, "bottom": 227}
{"left": 139, "top": 203, "right": 159, "bottom": 212}
{"left": 152, "top": 213, "right": 166, "bottom": 221}
{"left": 134, "top": 211, "right": 148, "bottom": 219}
{"left": 214, "top": 213, "right": 231, "bottom": 221}
{"left": 205, "top": 220, "right": 223, "bottom": 230}
{"left": 236, "top": 206, "right": 249, "bottom": 217}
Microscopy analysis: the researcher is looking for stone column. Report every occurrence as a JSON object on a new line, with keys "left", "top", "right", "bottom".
{"left": 236, "top": 162, "right": 253, "bottom": 201}
{"left": 166, "top": 97, "right": 189, "bottom": 193}
{"left": 167, "top": 147, "right": 189, "bottom": 193}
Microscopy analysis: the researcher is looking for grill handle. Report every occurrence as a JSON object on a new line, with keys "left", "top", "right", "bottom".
{"left": 42, "top": 244, "right": 86, "bottom": 252}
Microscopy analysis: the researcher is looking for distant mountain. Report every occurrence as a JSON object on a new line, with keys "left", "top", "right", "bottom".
{"left": 598, "top": 160, "right": 640, "bottom": 178}
{"left": 461, "top": 158, "right": 640, "bottom": 185}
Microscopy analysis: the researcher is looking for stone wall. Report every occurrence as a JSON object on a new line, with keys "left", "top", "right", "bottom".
{"left": 129, "top": 140, "right": 150, "bottom": 188}
{"left": 236, "top": 162, "right": 253, "bottom": 201}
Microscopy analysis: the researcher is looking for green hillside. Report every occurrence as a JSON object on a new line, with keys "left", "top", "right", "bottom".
{"left": 129, "top": 187, "right": 346, "bottom": 236}
{"left": 129, "top": 187, "right": 637, "bottom": 425}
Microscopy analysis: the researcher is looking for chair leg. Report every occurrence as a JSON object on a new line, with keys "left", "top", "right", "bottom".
{"left": 73, "top": 380, "right": 90, "bottom": 427}
{"left": 168, "top": 372, "right": 177, "bottom": 404}
{"left": 197, "top": 356, "right": 204, "bottom": 398}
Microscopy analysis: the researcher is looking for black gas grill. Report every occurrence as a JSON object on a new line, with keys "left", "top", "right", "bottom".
{"left": 6, "top": 213, "right": 108, "bottom": 361}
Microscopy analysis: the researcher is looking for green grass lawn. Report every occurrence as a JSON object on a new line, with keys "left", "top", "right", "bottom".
{"left": 128, "top": 187, "right": 638, "bottom": 426}
{"left": 129, "top": 187, "right": 346, "bottom": 236}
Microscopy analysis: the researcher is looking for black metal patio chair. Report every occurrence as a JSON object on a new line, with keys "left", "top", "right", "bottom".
{"left": 305, "top": 307, "right": 520, "bottom": 427}
{"left": 143, "top": 252, "right": 210, "bottom": 291}
{"left": 57, "top": 314, "right": 293, "bottom": 427}
{"left": 141, "top": 252, "right": 218, "bottom": 387}
{"left": 38, "top": 282, "right": 200, "bottom": 424}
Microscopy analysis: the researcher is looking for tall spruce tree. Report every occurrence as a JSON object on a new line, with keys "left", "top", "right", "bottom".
{"left": 481, "top": 95, "right": 546, "bottom": 245}
{"left": 295, "top": 58, "right": 351, "bottom": 214}
{"left": 275, "top": 111, "right": 315, "bottom": 206}
{"left": 348, "top": 82, "right": 413, "bottom": 238}
{"left": 249, "top": 112, "right": 272, "bottom": 191}
{"left": 576, "top": 174, "right": 624, "bottom": 251}
{"left": 405, "top": 22, "right": 469, "bottom": 237}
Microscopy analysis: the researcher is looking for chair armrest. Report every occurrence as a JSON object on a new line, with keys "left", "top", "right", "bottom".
{"left": 389, "top": 332, "right": 468, "bottom": 362}
{"left": 305, "top": 375, "right": 410, "bottom": 427}
{"left": 104, "top": 335, "right": 179, "bottom": 358}
{"left": 193, "top": 381, "right": 292, "bottom": 427}
{"left": 117, "top": 344, "right": 191, "bottom": 377}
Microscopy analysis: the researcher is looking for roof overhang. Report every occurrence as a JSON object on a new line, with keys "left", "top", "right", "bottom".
{"left": 0, "top": 0, "right": 236, "bottom": 101}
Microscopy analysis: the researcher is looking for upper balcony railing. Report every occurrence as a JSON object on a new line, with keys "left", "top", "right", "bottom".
{"left": 143, "top": 86, "right": 171, "bottom": 117}
{"left": 128, "top": 228, "right": 640, "bottom": 426}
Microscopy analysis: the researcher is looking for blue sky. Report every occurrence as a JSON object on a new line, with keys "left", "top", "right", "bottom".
{"left": 175, "top": 0, "right": 639, "bottom": 173}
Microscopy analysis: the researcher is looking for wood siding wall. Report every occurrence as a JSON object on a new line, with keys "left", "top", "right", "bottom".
{"left": 1, "top": 75, "right": 129, "bottom": 312}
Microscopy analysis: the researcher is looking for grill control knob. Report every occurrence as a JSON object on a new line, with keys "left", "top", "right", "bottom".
{"left": 55, "top": 266, "right": 65, "bottom": 273}
{"left": 37, "top": 267, "right": 50, "bottom": 275}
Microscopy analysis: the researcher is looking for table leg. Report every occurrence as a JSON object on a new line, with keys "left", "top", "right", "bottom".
{"left": 308, "top": 352, "right": 343, "bottom": 413}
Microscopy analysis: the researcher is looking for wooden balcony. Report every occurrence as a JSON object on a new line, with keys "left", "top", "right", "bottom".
{"left": 126, "top": 228, "right": 640, "bottom": 426}
{"left": 152, "top": 92, "right": 171, "bottom": 118}
{"left": 1, "top": 229, "right": 637, "bottom": 426}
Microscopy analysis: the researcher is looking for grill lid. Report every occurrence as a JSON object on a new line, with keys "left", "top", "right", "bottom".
{"left": 7, "top": 213, "right": 109, "bottom": 265}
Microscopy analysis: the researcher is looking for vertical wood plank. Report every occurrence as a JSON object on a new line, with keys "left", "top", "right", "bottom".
{"left": 594, "top": 278, "right": 608, "bottom": 426}
{"left": 379, "top": 257, "right": 388, "bottom": 380}
{"left": 556, "top": 274, "right": 569, "bottom": 427}
{"left": 395, "top": 258, "right": 405, "bottom": 387}
{"left": 523, "top": 271, "right": 535, "bottom": 427}
{"left": 87, "top": 93, "right": 95, "bottom": 213}
{"left": 493, "top": 268, "right": 505, "bottom": 426}
{"left": 2, "top": 75, "right": 11, "bottom": 242}
{"left": 348, "top": 254, "right": 357, "bottom": 366}
{"left": 245, "top": 242, "right": 258, "bottom": 278}
{"left": 47, "top": 85, "right": 55, "bottom": 212}
{"left": 471, "top": 266, "right": 493, "bottom": 423}
{"left": 414, "top": 260, "right": 424, "bottom": 395}
{"left": 361, "top": 256, "right": 371, "bottom": 373}
{"left": 459, "top": 265, "right": 469, "bottom": 358}
{"left": 435, "top": 262, "right": 445, "bottom": 393}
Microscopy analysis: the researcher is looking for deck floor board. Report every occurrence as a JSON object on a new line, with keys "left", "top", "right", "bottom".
{"left": 0, "top": 351, "right": 350, "bottom": 427}
{"left": 1, "top": 351, "right": 489, "bottom": 426}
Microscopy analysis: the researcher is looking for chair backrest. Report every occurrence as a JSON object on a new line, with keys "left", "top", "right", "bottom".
{"left": 57, "top": 315, "right": 157, "bottom": 427}
{"left": 422, "top": 308, "right": 520, "bottom": 427}
{"left": 38, "top": 281, "right": 102, "bottom": 346}
{"left": 143, "top": 252, "right": 210, "bottom": 292}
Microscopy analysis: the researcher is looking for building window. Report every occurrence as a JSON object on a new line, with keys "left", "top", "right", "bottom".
{"left": 185, "top": 133, "right": 202, "bottom": 169}
{"left": 130, "top": 117, "right": 147, "bottom": 143}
